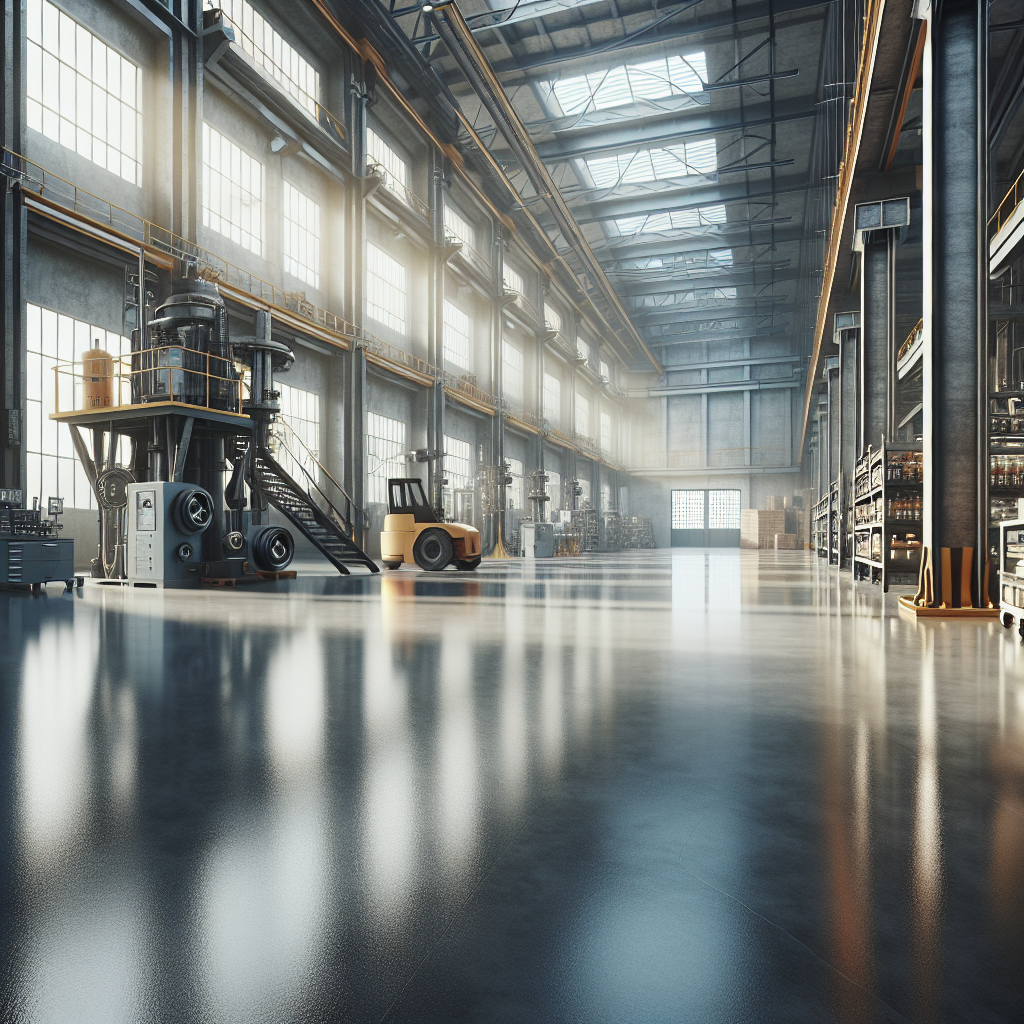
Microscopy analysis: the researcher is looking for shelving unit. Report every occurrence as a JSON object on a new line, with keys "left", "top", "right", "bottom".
{"left": 998, "top": 517, "right": 1024, "bottom": 639}
{"left": 988, "top": 394, "right": 1024, "bottom": 590}
{"left": 852, "top": 442, "right": 922, "bottom": 591}
{"left": 813, "top": 493, "right": 829, "bottom": 557}
{"left": 829, "top": 480, "right": 841, "bottom": 565}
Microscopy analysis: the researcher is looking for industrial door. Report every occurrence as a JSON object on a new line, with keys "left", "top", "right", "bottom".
{"left": 670, "top": 489, "right": 741, "bottom": 547}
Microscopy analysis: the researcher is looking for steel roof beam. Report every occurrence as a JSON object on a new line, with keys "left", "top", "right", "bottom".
{"left": 568, "top": 173, "right": 813, "bottom": 223}
{"left": 432, "top": 0, "right": 829, "bottom": 84}
{"left": 481, "top": 98, "right": 818, "bottom": 163}
{"left": 622, "top": 268, "right": 799, "bottom": 297}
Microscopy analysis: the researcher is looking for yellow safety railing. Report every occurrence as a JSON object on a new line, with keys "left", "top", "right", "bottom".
{"left": 991, "top": 164, "right": 1024, "bottom": 236}
{"left": 897, "top": 318, "right": 923, "bottom": 363}
{"left": 52, "top": 347, "right": 247, "bottom": 417}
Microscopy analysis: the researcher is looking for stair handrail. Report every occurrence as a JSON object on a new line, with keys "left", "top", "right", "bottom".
{"left": 257, "top": 442, "right": 353, "bottom": 538}
{"left": 268, "top": 420, "right": 356, "bottom": 535}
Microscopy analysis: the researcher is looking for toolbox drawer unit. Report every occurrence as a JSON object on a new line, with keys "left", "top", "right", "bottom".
{"left": 0, "top": 538, "right": 75, "bottom": 587}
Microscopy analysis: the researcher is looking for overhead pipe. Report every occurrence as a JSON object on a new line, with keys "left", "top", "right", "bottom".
{"left": 424, "top": 0, "right": 662, "bottom": 374}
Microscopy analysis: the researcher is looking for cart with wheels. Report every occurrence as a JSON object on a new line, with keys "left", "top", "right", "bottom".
{"left": 998, "top": 518, "right": 1024, "bottom": 640}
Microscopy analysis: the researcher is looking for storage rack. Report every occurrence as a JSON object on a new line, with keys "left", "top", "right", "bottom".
{"left": 988, "top": 393, "right": 1024, "bottom": 591}
{"left": 852, "top": 442, "right": 922, "bottom": 590}
{"left": 829, "top": 480, "right": 841, "bottom": 565}
{"left": 813, "top": 493, "right": 829, "bottom": 557}
{"left": 998, "top": 517, "right": 1024, "bottom": 639}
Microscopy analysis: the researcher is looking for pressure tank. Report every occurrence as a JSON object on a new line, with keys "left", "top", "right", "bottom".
{"left": 82, "top": 347, "right": 115, "bottom": 409}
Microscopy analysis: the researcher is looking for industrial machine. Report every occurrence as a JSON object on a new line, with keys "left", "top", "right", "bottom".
{"left": 380, "top": 477, "right": 482, "bottom": 571}
{"left": 52, "top": 273, "right": 378, "bottom": 587}
{"left": 521, "top": 521, "right": 554, "bottom": 559}
{"left": 0, "top": 490, "right": 81, "bottom": 593}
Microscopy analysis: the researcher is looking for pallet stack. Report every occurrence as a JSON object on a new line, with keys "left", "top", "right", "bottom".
{"left": 740, "top": 509, "right": 787, "bottom": 549}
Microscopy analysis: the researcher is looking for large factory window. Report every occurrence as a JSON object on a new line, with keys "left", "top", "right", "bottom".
{"left": 443, "top": 202, "right": 475, "bottom": 251}
{"left": 443, "top": 435, "right": 472, "bottom": 492}
{"left": 274, "top": 382, "right": 320, "bottom": 485}
{"left": 283, "top": 182, "right": 320, "bottom": 289}
{"left": 507, "top": 458, "right": 525, "bottom": 509}
{"left": 202, "top": 123, "right": 264, "bottom": 256}
{"left": 503, "top": 341, "right": 524, "bottom": 405}
{"left": 25, "top": 303, "right": 130, "bottom": 510}
{"left": 575, "top": 393, "right": 589, "bottom": 437}
{"left": 366, "top": 412, "right": 406, "bottom": 505}
{"left": 601, "top": 411, "right": 612, "bottom": 454}
{"left": 443, "top": 300, "right": 471, "bottom": 370}
{"left": 26, "top": 0, "right": 143, "bottom": 185}
{"left": 366, "top": 127, "right": 409, "bottom": 199}
{"left": 366, "top": 243, "right": 407, "bottom": 335}
{"left": 543, "top": 302, "right": 562, "bottom": 333}
{"left": 547, "top": 470, "right": 561, "bottom": 511}
{"left": 543, "top": 373, "right": 560, "bottom": 426}
{"left": 502, "top": 263, "right": 524, "bottom": 295}
{"left": 207, "top": 0, "right": 321, "bottom": 117}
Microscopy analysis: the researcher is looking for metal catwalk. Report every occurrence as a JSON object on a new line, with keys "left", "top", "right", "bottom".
{"left": 1, "top": 552, "right": 1022, "bottom": 1022}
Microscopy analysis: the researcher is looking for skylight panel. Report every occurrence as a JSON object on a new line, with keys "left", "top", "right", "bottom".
{"left": 587, "top": 139, "right": 717, "bottom": 188}
{"left": 552, "top": 52, "right": 706, "bottom": 115}
{"left": 614, "top": 204, "right": 727, "bottom": 236}
{"left": 709, "top": 248, "right": 733, "bottom": 266}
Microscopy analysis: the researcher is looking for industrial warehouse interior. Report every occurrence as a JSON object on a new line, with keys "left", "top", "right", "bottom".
{"left": 2, "top": 0, "right": 1024, "bottom": 1021}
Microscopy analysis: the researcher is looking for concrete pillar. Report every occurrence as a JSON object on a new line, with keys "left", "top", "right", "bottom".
{"left": 343, "top": 63, "right": 369, "bottom": 540}
{"left": 860, "top": 234, "right": 895, "bottom": 453}
{"left": 839, "top": 327, "right": 859, "bottom": 565}
{"left": 1, "top": 0, "right": 25, "bottom": 490}
{"left": 827, "top": 366, "right": 840, "bottom": 489}
{"left": 428, "top": 155, "right": 447, "bottom": 511}
{"left": 918, "top": 0, "right": 988, "bottom": 608}
{"left": 827, "top": 365, "right": 840, "bottom": 563}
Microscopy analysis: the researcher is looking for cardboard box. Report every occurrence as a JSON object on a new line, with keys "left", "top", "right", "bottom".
{"left": 774, "top": 533, "right": 798, "bottom": 550}
{"left": 741, "top": 509, "right": 787, "bottom": 549}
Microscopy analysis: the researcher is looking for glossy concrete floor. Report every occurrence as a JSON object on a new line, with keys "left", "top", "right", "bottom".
{"left": 1, "top": 551, "right": 1023, "bottom": 1023}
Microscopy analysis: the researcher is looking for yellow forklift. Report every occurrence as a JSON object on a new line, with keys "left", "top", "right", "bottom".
{"left": 380, "top": 478, "right": 481, "bottom": 571}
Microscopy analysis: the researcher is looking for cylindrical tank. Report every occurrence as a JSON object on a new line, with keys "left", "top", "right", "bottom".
{"left": 82, "top": 347, "right": 114, "bottom": 409}
{"left": 135, "top": 279, "right": 238, "bottom": 411}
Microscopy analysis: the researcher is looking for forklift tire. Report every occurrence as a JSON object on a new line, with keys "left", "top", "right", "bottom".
{"left": 384, "top": 561, "right": 402, "bottom": 570}
{"left": 455, "top": 557, "right": 481, "bottom": 571}
{"left": 413, "top": 529, "right": 454, "bottom": 571}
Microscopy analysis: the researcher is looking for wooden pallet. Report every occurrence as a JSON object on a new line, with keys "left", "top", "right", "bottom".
{"left": 201, "top": 570, "right": 297, "bottom": 587}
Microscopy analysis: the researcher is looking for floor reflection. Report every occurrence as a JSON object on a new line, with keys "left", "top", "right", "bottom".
{"left": 0, "top": 551, "right": 1022, "bottom": 1021}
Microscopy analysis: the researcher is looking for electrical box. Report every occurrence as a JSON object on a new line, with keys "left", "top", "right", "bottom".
{"left": 521, "top": 521, "right": 554, "bottom": 558}
{"left": 126, "top": 481, "right": 214, "bottom": 588}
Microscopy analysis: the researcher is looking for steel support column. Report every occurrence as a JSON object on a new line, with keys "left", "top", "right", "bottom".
{"left": 839, "top": 327, "right": 859, "bottom": 566}
{"left": 344, "top": 62, "right": 370, "bottom": 545}
{"left": 918, "top": 0, "right": 988, "bottom": 608}
{"left": 429, "top": 156, "right": 447, "bottom": 512}
{"left": 827, "top": 365, "right": 840, "bottom": 563}
{"left": 860, "top": 234, "right": 895, "bottom": 454}
{"left": 1, "top": 0, "right": 25, "bottom": 490}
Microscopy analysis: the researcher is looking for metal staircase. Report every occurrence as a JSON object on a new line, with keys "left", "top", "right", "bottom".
{"left": 247, "top": 445, "right": 379, "bottom": 575}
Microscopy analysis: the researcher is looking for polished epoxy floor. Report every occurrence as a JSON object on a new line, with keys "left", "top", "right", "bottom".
{"left": 1, "top": 550, "right": 1023, "bottom": 1023}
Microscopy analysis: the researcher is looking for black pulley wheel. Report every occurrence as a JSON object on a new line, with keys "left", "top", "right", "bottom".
{"left": 249, "top": 526, "right": 294, "bottom": 572}
{"left": 455, "top": 557, "right": 481, "bottom": 571}
{"left": 413, "top": 529, "right": 453, "bottom": 571}
{"left": 171, "top": 487, "right": 214, "bottom": 535}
